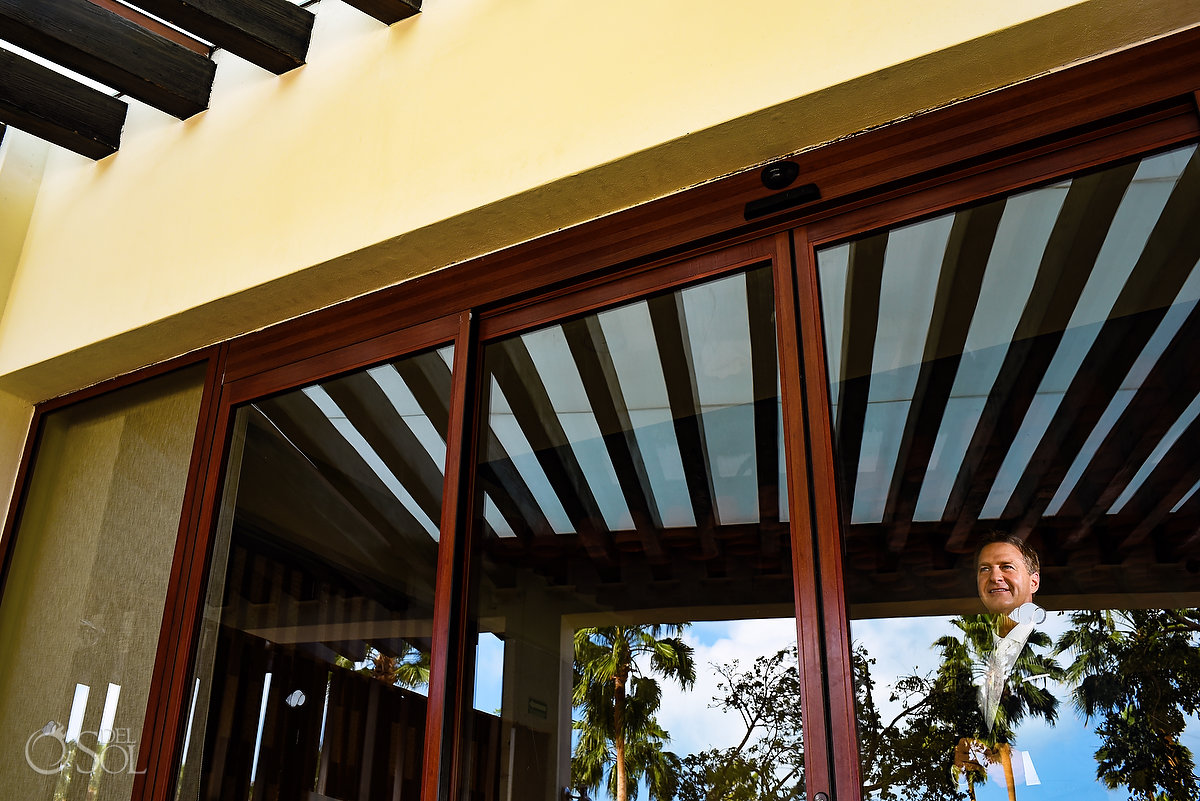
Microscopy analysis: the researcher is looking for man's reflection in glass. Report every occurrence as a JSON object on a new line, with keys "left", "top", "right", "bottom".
{"left": 954, "top": 533, "right": 1049, "bottom": 800}
{"left": 976, "top": 534, "right": 1041, "bottom": 636}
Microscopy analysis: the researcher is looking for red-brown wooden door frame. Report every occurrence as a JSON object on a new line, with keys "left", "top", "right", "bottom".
{"left": 133, "top": 318, "right": 463, "bottom": 801}
{"left": 436, "top": 234, "right": 836, "bottom": 801}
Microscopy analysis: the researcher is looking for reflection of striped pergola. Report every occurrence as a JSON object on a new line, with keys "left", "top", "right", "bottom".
{"left": 0, "top": 0, "right": 419, "bottom": 158}
{"left": 822, "top": 144, "right": 1200, "bottom": 613}
{"left": 231, "top": 266, "right": 791, "bottom": 655}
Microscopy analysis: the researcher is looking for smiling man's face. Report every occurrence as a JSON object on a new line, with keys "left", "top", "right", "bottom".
{"left": 976, "top": 542, "right": 1040, "bottom": 616}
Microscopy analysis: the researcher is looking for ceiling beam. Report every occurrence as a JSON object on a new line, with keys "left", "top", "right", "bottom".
{"left": 942, "top": 164, "right": 1137, "bottom": 547}
{"left": 257, "top": 392, "right": 433, "bottom": 557}
{"left": 340, "top": 0, "right": 419, "bottom": 25}
{"left": 883, "top": 201, "right": 1003, "bottom": 551}
{"left": 488, "top": 337, "right": 616, "bottom": 563}
{"left": 0, "top": 0, "right": 214, "bottom": 119}
{"left": 86, "top": 0, "right": 212, "bottom": 56}
{"left": 1063, "top": 298, "right": 1200, "bottom": 544}
{"left": 393, "top": 349, "right": 548, "bottom": 539}
{"left": 831, "top": 232, "right": 887, "bottom": 519}
{"left": 0, "top": 46, "right": 126, "bottom": 159}
{"left": 1007, "top": 149, "right": 1200, "bottom": 538}
{"left": 562, "top": 314, "right": 665, "bottom": 559}
{"left": 648, "top": 291, "right": 720, "bottom": 556}
{"left": 127, "top": 0, "right": 314, "bottom": 74}
{"left": 746, "top": 266, "right": 781, "bottom": 550}
{"left": 322, "top": 370, "right": 447, "bottom": 530}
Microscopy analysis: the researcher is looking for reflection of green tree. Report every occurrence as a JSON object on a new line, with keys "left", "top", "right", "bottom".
{"left": 677, "top": 646, "right": 804, "bottom": 801}
{"left": 938, "top": 615, "right": 1063, "bottom": 742}
{"left": 854, "top": 615, "right": 1063, "bottom": 801}
{"left": 362, "top": 642, "right": 430, "bottom": 689}
{"left": 1056, "top": 609, "right": 1200, "bottom": 801}
{"left": 937, "top": 615, "right": 1062, "bottom": 801}
{"left": 856, "top": 644, "right": 970, "bottom": 801}
{"left": 572, "top": 624, "right": 696, "bottom": 801}
{"left": 336, "top": 642, "right": 431, "bottom": 689}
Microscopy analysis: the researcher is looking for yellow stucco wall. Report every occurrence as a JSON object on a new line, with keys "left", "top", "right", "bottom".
{"left": 0, "top": 0, "right": 1197, "bottom": 403}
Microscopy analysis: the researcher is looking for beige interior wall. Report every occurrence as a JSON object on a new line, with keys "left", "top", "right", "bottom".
{"left": 0, "top": 0, "right": 1196, "bottom": 402}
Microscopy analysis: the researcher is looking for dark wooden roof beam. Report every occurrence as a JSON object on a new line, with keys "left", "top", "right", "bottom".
{"left": 86, "top": 0, "right": 213, "bottom": 56}
{"left": 340, "top": 0, "right": 419, "bottom": 25}
{"left": 647, "top": 291, "right": 721, "bottom": 556}
{"left": 832, "top": 233, "right": 887, "bottom": 513}
{"left": 883, "top": 200, "right": 1003, "bottom": 552}
{"left": 1008, "top": 149, "right": 1200, "bottom": 537}
{"left": 943, "top": 163, "right": 1139, "bottom": 548}
{"left": 393, "top": 351, "right": 545, "bottom": 539}
{"left": 489, "top": 338, "right": 616, "bottom": 562}
{"left": 1063, "top": 299, "right": 1200, "bottom": 544}
{"left": 1117, "top": 412, "right": 1200, "bottom": 550}
{"left": 321, "top": 371, "right": 446, "bottom": 529}
{"left": 0, "top": 0, "right": 214, "bottom": 119}
{"left": 562, "top": 315, "right": 665, "bottom": 559}
{"left": 256, "top": 393, "right": 432, "bottom": 557}
{"left": 746, "top": 266, "right": 782, "bottom": 554}
{"left": 126, "top": 0, "right": 313, "bottom": 74}
{"left": 0, "top": 46, "right": 126, "bottom": 158}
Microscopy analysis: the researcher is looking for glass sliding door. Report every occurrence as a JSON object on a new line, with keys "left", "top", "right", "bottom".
{"left": 814, "top": 143, "right": 1200, "bottom": 800}
{"left": 176, "top": 346, "right": 454, "bottom": 801}
{"left": 0, "top": 366, "right": 205, "bottom": 801}
{"left": 459, "top": 261, "right": 804, "bottom": 801}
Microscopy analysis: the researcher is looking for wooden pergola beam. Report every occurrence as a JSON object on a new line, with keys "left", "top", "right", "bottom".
{"left": 394, "top": 349, "right": 547, "bottom": 539}
{"left": 943, "top": 164, "right": 1138, "bottom": 546}
{"left": 256, "top": 392, "right": 431, "bottom": 556}
{"left": 340, "top": 0, "right": 419, "bottom": 25}
{"left": 562, "top": 315, "right": 665, "bottom": 559}
{"left": 87, "top": 0, "right": 212, "bottom": 56}
{"left": 834, "top": 232, "right": 887, "bottom": 515}
{"left": 746, "top": 266, "right": 781, "bottom": 550}
{"left": 647, "top": 291, "right": 721, "bottom": 556}
{"left": 488, "top": 337, "right": 616, "bottom": 562}
{"left": 1009, "top": 149, "right": 1200, "bottom": 537}
{"left": 0, "top": 0, "right": 214, "bottom": 119}
{"left": 0, "top": 46, "right": 126, "bottom": 159}
{"left": 127, "top": 0, "right": 314, "bottom": 75}
{"left": 1063, "top": 299, "right": 1200, "bottom": 544}
{"left": 883, "top": 200, "right": 1003, "bottom": 551}
{"left": 321, "top": 370, "right": 447, "bottom": 530}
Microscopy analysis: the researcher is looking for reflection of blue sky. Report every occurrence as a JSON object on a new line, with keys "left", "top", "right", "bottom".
{"left": 473, "top": 632, "right": 505, "bottom": 713}
{"left": 853, "top": 613, "right": 1196, "bottom": 799}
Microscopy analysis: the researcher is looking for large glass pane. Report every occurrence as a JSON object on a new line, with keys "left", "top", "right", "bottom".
{"left": 461, "top": 265, "right": 801, "bottom": 801}
{"left": 818, "top": 144, "right": 1200, "bottom": 800}
{"left": 176, "top": 347, "right": 453, "bottom": 800}
{"left": 0, "top": 365, "right": 205, "bottom": 801}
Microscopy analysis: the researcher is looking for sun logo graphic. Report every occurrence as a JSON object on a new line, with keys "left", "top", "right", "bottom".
{"left": 25, "top": 721, "right": 69, "bottom": 775}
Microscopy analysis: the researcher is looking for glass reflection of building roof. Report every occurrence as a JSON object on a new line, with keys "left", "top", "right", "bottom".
{"left": 818, "top": 143, "right": 1200, "bottom": 611}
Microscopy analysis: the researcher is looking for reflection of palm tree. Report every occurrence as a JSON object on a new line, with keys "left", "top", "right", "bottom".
{"left": 1056, "top": 609, "right": 1200, "bottom": 801}
{"left": 363, "top": 642, "right": 430, "bottom": 689}
{"left": 572, "top": 624, "right": 696, "bottom": 801}
{"left": 937, "top": 615, "right": 1063, "bottom": 800}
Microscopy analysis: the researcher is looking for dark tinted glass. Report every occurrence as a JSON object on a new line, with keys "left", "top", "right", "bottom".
{"left": 817, "top": 144, "right": 1200, "bottom": 800}
{"left": 178, "top": 348, "right": 454, "bottom": 800}
{"left": 461, "top": 265, "right": 803, "bottom": 801}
